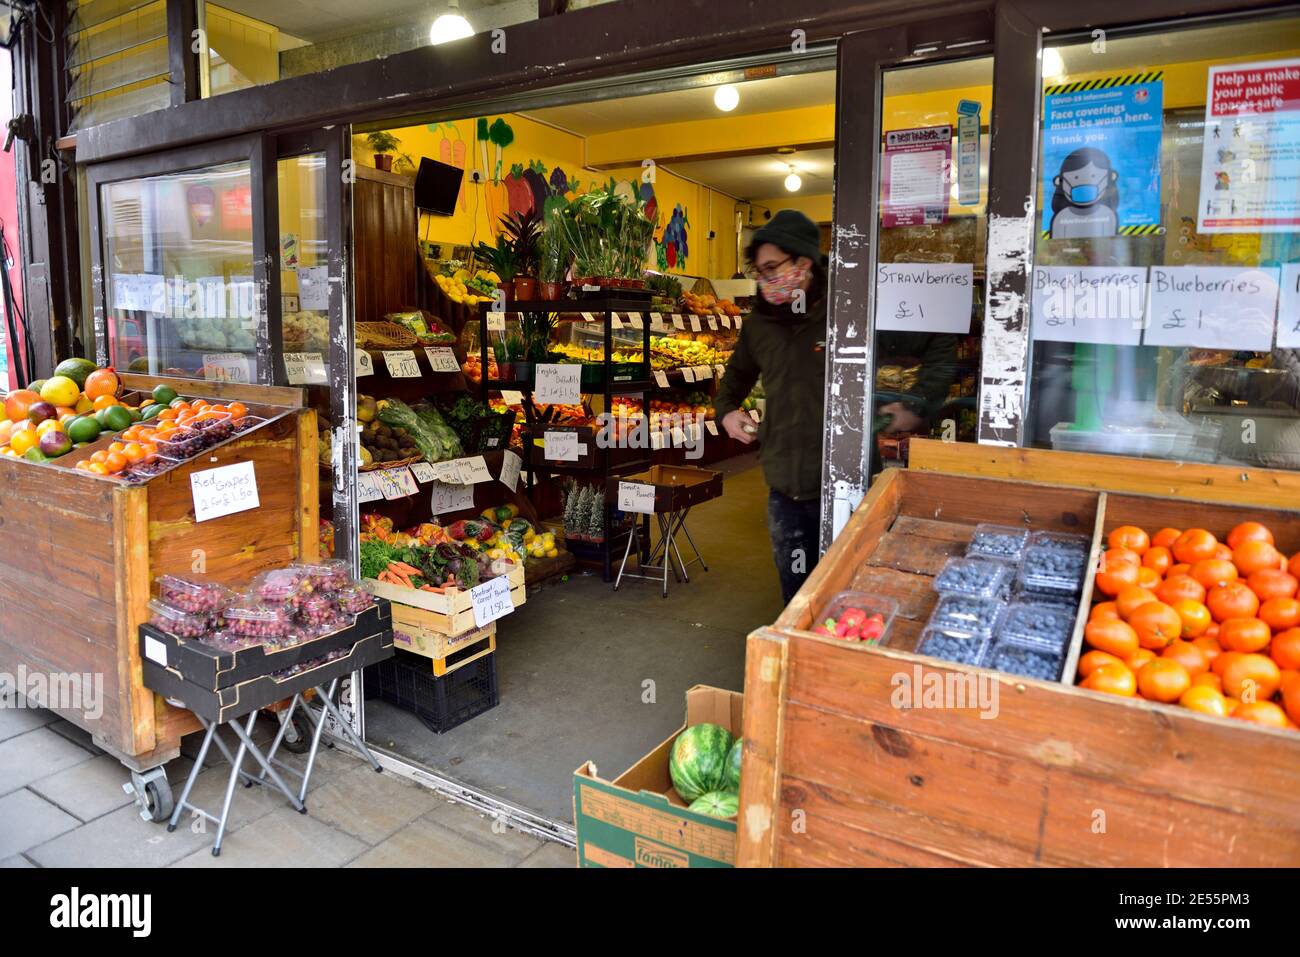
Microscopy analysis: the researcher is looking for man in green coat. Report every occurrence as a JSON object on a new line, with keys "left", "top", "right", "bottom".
{"left": 715, "top": 210, "right": 955, "bottom": 603}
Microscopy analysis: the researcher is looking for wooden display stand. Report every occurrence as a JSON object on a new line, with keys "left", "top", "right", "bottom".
{"left": 738, "top": 442, "right": 1300, "bottom": 867}
{"left": 0, "top": 376, "right": 317, "bottom": 772}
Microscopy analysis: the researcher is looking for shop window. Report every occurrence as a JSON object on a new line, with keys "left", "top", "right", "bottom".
{"left": 1026, "top": 16, "right": 1300, "bottom": 469}
{"left": 872, "top": 56, "right": 991, "bottom": 470}
{"left": 277, "top": 152, "right": 330, "bottom": 376}
{"left": 67, "top": 0, "right": 171, "bottom": 131}
{"left": 100, "top": 160, "right": 257, "bottom": 378}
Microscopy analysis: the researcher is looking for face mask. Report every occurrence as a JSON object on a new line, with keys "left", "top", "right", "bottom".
{"left": 758, "top": 262, "right": 807, "bottom": 306}
{"left": 1065, "top": 180, "right": 1103, "bottom": 205}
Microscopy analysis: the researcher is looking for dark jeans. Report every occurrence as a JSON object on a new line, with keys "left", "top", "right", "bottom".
{"left": 767, "top": 489, "right": 822, "bottom": 605}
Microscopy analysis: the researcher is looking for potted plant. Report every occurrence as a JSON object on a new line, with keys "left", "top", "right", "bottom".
{"left": 500, "top": 209, "right": 542, "bottom": 301}
{"left": 539, "top": 211, "right": 569, "bottom": 300}
{"left": 500, "top": 333, "right": 526, "bottom": 382}
{"left": 516, "top": 310, "right": 556, "bottom": 381}
{"left": 365, "top": 131, "right": 400, "bottom": 172}
{"left": 472, "top": 235, "right": 518, "bottom": 301}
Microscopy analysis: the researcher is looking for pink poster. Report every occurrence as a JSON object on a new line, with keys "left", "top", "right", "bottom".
{"left": 882, "top": 125, "right": 952, "bottom": 228}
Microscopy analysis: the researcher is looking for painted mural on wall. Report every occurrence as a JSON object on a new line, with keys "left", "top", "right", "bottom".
{"left": 656, "top": 203, "right": 690, "bottom": 271}
{"left": 425, "top": 122, "right": 469, "bottom": 212}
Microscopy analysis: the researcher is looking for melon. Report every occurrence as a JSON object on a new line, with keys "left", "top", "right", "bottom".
{"left": 688, "top": 790, "right": 739, "bottom": 820}
{"left": 53, "top": 357, "right": 97, "bottom": 389}
{"left": 668, "top": 723, "right": 732, "bottom": 802}
{"left": 723, "top": 737, "right": 743, "bottom": 793}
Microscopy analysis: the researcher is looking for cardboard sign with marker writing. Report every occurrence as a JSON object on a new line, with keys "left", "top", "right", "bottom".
{"left": 499, "top": 449, "right": 522, "bottom": 492}
{"left": 355, "top": 349, "right": 374, "bottom": 377}
{"left": 471, "top": 575, "right": 514, "bottom": 628}
{"left": 383, "top": 350, "right": 422, "bottom": 378}
{"left": 430, "top": 481, "right": 475, "bottom": 514}
{"left": 544, "top": 431, "right": 580, "bottom": 461}
{"left": 534, "top": 364, "right": 582, "bottom": 405}
{"left": 618, "top": 481, "right": 656, "bottom": 514}
{"left": 424, "top": 346, "right": 461, "bottom": 373}
{"left": 284, "top": 352, "right": 327, "bottom": 384}
{"left": 191, "top": 461, "right": 260, "bottom": 522}
{"left": 874, "top": 263, "right": 974, "bottom": 334}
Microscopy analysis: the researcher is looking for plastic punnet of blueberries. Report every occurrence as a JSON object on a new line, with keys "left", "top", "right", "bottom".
{"left": 966, "top": 523, "right": 1029, "bottom": 563}
{"left": 917, "top": 626, "right": 988, "bottom": 666}
{"left": 934, "top": 557, "right": 1012, "bottom": 600}
{"left": 982, "top": 640, "right": 1063, "bottom": 682}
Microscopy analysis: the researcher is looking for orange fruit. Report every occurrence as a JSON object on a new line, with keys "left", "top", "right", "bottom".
{"left": 1220, "top": 653, "right": 1282, "bottom": 701}
{"left": 86, "top": 462, "right": 109, "bottom": 475}
{"left": 1129, "top": 601, "right": 1182, "bottom": 650}
{"left": 157, "top": 408, "right": 178, "bottom": 420}
{"left": 1103, "top": 547, "right": 1142, "bottom": 569}
{"left": 92, "top": 394, "right": 121, "bottom": 411}
{"left": 1162, "top": 638, "right": 1209, "bottom": 676}
{"left": 122, "top": 442, "right": 146, "bottom": 463}
{"left": 1234, "top": 540, "right": 1282, "bottom": 577}
{"left": 1166, "top": 563, "right": 1193, "bottom": 579}
{"left": 1142, "top": 546, "right": 1173, "bottom": 575}
{"left": 1212, "top": 649, "right": 1244, "bottom": 677}
{"left": 107, "top": 441, "right": 126, "bottom": 454}
{"left": 1081, "top": 661, "right": 1137, "bottom": 697}
{"left": 1191, "top": 558, "right": 1238, "bottom": 590}
{"left": 1170, "top": 598, "right": 1212, "bottom": 638}
{"left": 1152, "top": 527, "right": 1182, "bottom": 549}
{"left": 1108, "top": 525, "right": 1150, "bottom": 555}
{"left": 1259, "top": 597, "right": 1300, "bottom": 633}
{"left": 1180, "top": 684, "right": 1231, "bottom": 717}
{"left": 83, "top": 368, "right": 120, "bottom": 400}
{"left": 1115, "top": 586, "right": 1158, "bottom": 619}
{"left": 1270, "top": 629, "right": 1300, "bottom": 671}
{"left": 1173, "top": 528, "right": 1219, "bottom": 565}
{"left": 1157, "top": 575, "right": 1206, "bottom": 605}
{"left": 1090, "top": 601, "right": 1121, "bottom": 622}
{"left": 1078, "top": 650, "right": 1125, "bottom": 679}
{"left": 1289, "top": 552, "right": 1300, "bottom": 579}
{"left": 1283, "top": 674, "right": 1300, "bottom": 724}
{"left": 1191, "top": 635, "right": 1223, "bottom": 666}
{"left": 1227, "top": 521, "right": 1274, "bottom": 550}
{"left": 1192, "top": 671, "right": 1224, "bottom": 692}
{"left": 1232, "top": 700, "right": 1289, "bottom": 729}
{"left": 1126, "top": 648, "right": 1157, "bottom": 671}
{"left": 90, "top": 450, "right": 109, "bottom": 464}
{"left": 1095, "top": 560, "right": 1140, "bottom": 598}
{"left": 1206, "top": 581, "right": 1260, "bottom": 623}
{"left": 1136, "top": 566, "right": 1162, "bottom": 589}
{"left": 1084, "top": 619, "right": 1139, "bottom": 659}
{"left": 104, "top": 451, "right": 127, "bottom": 473}
{"left": 227, "top": 402, "right": 247, "bottom": 419}
{"left": 1246, "top": 568, "right": 1298, "bottom": 602}
{"left": 1218, "top": 617, "right": 1272, "bottom": 653}
{"left": 1214, "top": 544, "right": 1235, "bottom": 562}
{"left": 1137, "top": 658, "right": 1191, "bottom": 702}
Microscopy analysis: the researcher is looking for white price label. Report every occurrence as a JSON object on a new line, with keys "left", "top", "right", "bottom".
{"left": 486, "top": 312, "right": 506, "bottom": 332}
{"left": 689, "top": 315, "right": 702, "bottom": 332}
{"left": 499, "top": 389, "right": 525, "bottom": 406}
{"left": 377, "top": 468, "right": 418, "bottom": 500}
{"left": 721, "top": 316, "right": 732, "bottom": 329}
{"left": 649, "top": 313, "right": 665, "bottom": 330}
{"left": 1144, "top": 266, "right": 1280, "bottom": 351}
{"left": 617, "top": 481, "right": 656, "bottom": 514}
{"left": 355, "top": 349, "right": 374, "bottom": 377}
{"left": 409, "top": 462, "right": 437, "bottom": 483}
{"left": 357, "top": 472, "right": 384, "bottom": 503}
{"left": 202, "top": 353, "right": 252, "bottom": 383}
{"left": 284, "top": 351, "right": 327, "bottom": 385}
{"left": 470, "top": 575, "right": 514, "bottom": 628}
{"left": 653, "top": 370, "right": 670, "bottom": 388}
{"left": 707, "top": 316, "right": 718, "bottom": 330}
{"left": 672, "top": 314, "right": 686, "bottom": 330}
{"left": 581, "top": 312, "right": 596, "bottom": 323}
{"left": 430, "top": 480, "right": 475, "bottom": 514}
{"left": 296, "top": 265, "right": 330, "bottom": 310}
{"left": 681, "top": 366, "right": 696, "bottom": 383}
{"left": 430, "top": 460, "right": 462, "bottom": 483}
{"left": 544, "top": 431, "right": 580, "bottom": 462}
{"left": 424, "top": 346, "right": 461, "bottom": 373}
{"left": 705, "top": 420, "right": 719, "bottom": 436}
{"left": 456, "top": 455, "right": 493, "bottom": 484}
{"left": 1030, "top": 266, "right": 1146, "bottom": 346}
{"left": 383, "top": 350, "right": 422, "bottom": 378}
{"left": 715, "top": 364, "right": 726, "bottom": 380}
{"left": 190, "top": 461, "right": 260, "bottom": 523}
{"left": 626, "top": 313, "right": 644, "bottom": 330}
{"left": 670, "top": 426, "right": 687, "bottom": 447}
{"left": 534, "top": 364, "right": 582, "bottom": 404}
{"left": 610, "top": 312, "right": 623, "bottom": 329}
{"left": 734, "top": 317, "right": 742, "bottom": 330}
{"left": 499, "top": 449, "right": 522, "bottom": 492}
{"left": 694, "top": 365, "right": 712, "bottom": 381}
{"left": 650, "top": 430, "right": 666, "bottom": 450}
{"left": 1279, "top": 264, "right": 1300, "bottom": 349}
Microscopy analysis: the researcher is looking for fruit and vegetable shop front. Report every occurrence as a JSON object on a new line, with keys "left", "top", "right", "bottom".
{"left": 36, "top": 0, "right": 1300, "bottom": 863}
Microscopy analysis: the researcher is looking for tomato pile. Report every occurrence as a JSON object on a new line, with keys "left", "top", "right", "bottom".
{"left": 1079, "top": 522, "right": 1300, "bottom": 731}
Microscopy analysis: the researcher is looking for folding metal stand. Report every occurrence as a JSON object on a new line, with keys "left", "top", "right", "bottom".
{"left": 166, "top": 677, "right": 381, "bottom": 856}
{"left": 613, "top": 506, "right": 709, "bottom": 598}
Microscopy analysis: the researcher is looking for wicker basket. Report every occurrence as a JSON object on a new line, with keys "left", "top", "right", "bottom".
{"left": 358, "top": 454, "right": 424, "bottom": 473}
{"left": 356, "top": 321, "right": 419, "bottom": 350}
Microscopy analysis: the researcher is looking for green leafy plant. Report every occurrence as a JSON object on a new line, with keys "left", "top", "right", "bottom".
{"left": 472, "top": 234, "right": 517, "bottom": 282}
{"left": 518, "top": 310, "right": 557, "bottom": 363}
{"left": 645, "top": 272, "right": 683, "bottom": 299}
{"left": 499, "top": 209, "right": 542, "bottom": 278}
{"left": 539, "top": 207, "right": 568, "bottom": 283}
{"left": 505, "top": 333, "right": 526, "bottom": 361}
{"left": 555, "top": 180, "right": 654, "bottom": 280}
{"left": 365, "top": 131, "right": 400, "bottom": 154}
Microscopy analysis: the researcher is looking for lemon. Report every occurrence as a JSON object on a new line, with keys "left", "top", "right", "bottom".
{"left": 75, "top": 394, "right": 95, "bottom": 414}
{"left": 10, "top": 428, "right": 38, "bottom": 455}
{"left": 40, "top": 375, "right": 80, "bottom": 408}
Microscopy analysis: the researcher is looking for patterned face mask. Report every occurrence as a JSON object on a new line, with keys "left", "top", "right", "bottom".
{"left": 758, "top": 261, "right": 808, "bottom": 306}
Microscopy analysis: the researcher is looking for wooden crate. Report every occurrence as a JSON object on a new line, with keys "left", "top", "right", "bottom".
{"left": 364, "top": 561, "right": 525, "bottom": 632}
{"left": 391, "top": 611, "right": 497, "bottom": 676}
{"left": 739, "top": 456, "right": 1300, "bottom": 868}
{"left": 0, "top": 376, "right": 315, "bottom": 771}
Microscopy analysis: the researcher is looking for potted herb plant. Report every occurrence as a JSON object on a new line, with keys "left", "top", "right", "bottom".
{"left": 539, "top": 210, "right": 569, "bottom": 300}
{"left": 472, "top": 234, "right": 518, "bottom": 301}
{"left": 500, "top": 209, "right": 542, "bottom": 302}
{"left": 493, "top": 340, "right": 511, "bottom": 382}
{"left": 501, "top": 333, "right": 526, "bottom": 382}
{"left": 365, "top": 131, "right": 401, "bottom": 172}
{"left": 516, "top": 310, "right": 556, "bottom": 381}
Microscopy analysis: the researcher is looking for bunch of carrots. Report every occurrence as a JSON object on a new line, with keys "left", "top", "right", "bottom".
{"left": 373, "top": 560, "right": 453, "bottom": 593}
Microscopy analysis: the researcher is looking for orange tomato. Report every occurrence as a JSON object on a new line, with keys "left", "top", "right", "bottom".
{"left": 1270, "top": 629, "right": 1300, "bottom": 671}
{"left": 1170, "top": 599, "right": 1212, "bottom": 639}
{"left": 1137, "top": 658, "right": 1191, "bottom": 703}
{"left": 1103, "top": 547, "right": 1142, "bottom": 569}
{"left": 1078, "top": 650, "right": 1125, "bottom": 679}
{"left": 1095, "top": 560, "right": 1140, "bottom": 598}
{"left": 1115, "top": 586, "right": 1158, "bottom": 619}
{"left": 1080, "top": 661, "right": 1137, "bottom": 697}
{"left": 1136, "top": 566, "right": 1162, "bottom": 590}
{"left": 1259, "top": 597, "right": 1300, "bottom": 633}
{"left": 1191, "top": 635, "right": 1223, "bottom": 666}
{"left": 1234, "top": 540, "right": 1282, "bottom": 577}
{"left": 1090, "top": 601, "right": 1121, "bottom": 622}
{"left": 1283, "top": 673, "right": 1300, "bottom": 724}
{"left": 1214, "top": 544, "right": 1235, "bottom": 562}
{"left": 1220, "top": 653, "right": 1282, "bottom": 701}
{"left": 1156, "top": 575, "right": 1206, "bottom": 606}
{"left": 1206, "top": 581, "right": 1260, "bottom": 623}
{"left": 1128, "top": 601, "right": 1182, "bottom": 650}
{"left": 1227, "top": 521, "right": 1275, "bottom": 550}
{"left": 1191, "top": 558, "right": 1238, "bottom": 590}
{"left": 1164, "top": 639, "right": 1211, "bottom": 676}
{"left": 1173, "top": 528, "right": 1219, "bottom": 565}
{"left": 1108, "top": 525, "right": 1150, "bottom": 555}
{"left": 1084, "top": 619, "right": 1139, "bottom": 659}
{"left": 1232, "top": 701, "right": 1290, "bottom": 729}
{"left": 1212, "top": 649, "right": 1244, "bottom": 677}
{"left": 1205, "top": 623, "right": 1220, "bottom": 641}
{"left": 1289, "top": 552, "right": 1300, "bottom": 580}
{"left": 1151, "top": 527, "right": 1182, "bottom": 549}
{"left": 1218, "top": 617, "right": 1272, "bottom": 654}
{"left": 1142, "top": 546, "right": 1173, "bottom": 575}
{"left": 1180, "top": 684, "right": 1231, "bottom": 717}
{"left": 1166, "top": 563, "right": 1194, "bottom": 579}
{"left": 1191, "top": 671, "right": 1224, "bottom": 692}
{"left": 1126, "top": 648, "right": 1157, "bottom": 671}
{"left": 1246, "top": 568, "right": 1298, "bottom": 602}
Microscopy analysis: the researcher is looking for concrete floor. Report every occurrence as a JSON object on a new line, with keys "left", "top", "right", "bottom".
{"left": 365, "top": 453, "right": 783, "bottom": 823}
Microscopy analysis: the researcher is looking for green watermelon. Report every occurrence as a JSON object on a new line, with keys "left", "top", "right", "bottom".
{"left": 724, "top": 737, "right": 743, "bottom": 792}
{"left": 669, "top": 723, "right": 733, "bottom": 802}
{"left": 688, "top": 790, "right": 739, "bottom": 820}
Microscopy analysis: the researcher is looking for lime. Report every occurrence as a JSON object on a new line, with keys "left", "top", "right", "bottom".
{"left": 169, "top": 397, "right": 189, "bottom": 409}
{"left": 100, "top": 405, "right": 133, "bottom": 432}
{"left": 128, "top": 407, "right": 142, "bottom": 422}
{"left": 22, "top": 447, "right": 47, "bottom": 462}
{"left": 152, "top": 385, "right": 178, "bottom": 406}
{"left": 67, "top": 416, "right": 102, "bottom": 444}
{"left": 140, "top": 403, "right": 164, "bottom": 421}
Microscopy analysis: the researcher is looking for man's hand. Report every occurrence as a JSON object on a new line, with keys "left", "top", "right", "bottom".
{"left": 721, "top": 409, "right": 757, "bottom": 444}
{"left": 879, "top": 402, "right": 924, "bottom": 434}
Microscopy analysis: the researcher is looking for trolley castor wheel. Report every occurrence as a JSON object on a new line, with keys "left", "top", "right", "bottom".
{"left": 278, "top": 709, "right": 313, "bottom": 755}
{"left": 124, "top": 767, "right": 174, "bottom": 823}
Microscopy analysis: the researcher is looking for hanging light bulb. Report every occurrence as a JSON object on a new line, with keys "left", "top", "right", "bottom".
{"left": 784, "top": 166, "right": 802, "bottom": 192}
{"left": 713, "top": 84, "right": 740, "bottom": 112}
{"left": 1042, "top": 47, "right": 1065, "bottom": 79}
{"left": 430, "top": 0, "right": 474, "bottom": 45}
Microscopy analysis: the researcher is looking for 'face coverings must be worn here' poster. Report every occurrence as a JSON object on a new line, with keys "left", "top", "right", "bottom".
{"left": 1197, "top": 58, "right": 1300, "bottom": 234}
{"left": 1040, "top": 73, "right": 1164, "bottom": 240}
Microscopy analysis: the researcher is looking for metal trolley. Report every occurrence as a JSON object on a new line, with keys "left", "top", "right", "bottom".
{"left": 608, "top": 465, "right": 723, "bottom": 598}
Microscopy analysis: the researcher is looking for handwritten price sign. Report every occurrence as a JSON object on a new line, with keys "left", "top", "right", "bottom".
{"left": 470, "top": 575, "right": 514, "bottom": 628}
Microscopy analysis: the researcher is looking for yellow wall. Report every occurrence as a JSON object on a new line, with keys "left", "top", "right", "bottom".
{"left": 749, "top": 194, "right": 834, "bottom": 223}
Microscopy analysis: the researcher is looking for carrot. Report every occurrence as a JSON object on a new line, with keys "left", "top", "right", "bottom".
{"left": 390, "top": 561, "right": 422, "bottom": 576}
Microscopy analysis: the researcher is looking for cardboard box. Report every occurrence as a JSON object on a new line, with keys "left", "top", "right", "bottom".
{"left": 573, "top": 685, "right": 740, "bottom": 868}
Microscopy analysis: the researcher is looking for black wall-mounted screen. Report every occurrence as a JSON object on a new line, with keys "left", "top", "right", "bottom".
{"left": 414, "top": 157, "right": 464, "bottom": 215}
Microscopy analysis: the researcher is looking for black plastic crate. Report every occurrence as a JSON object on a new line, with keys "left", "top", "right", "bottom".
{"left": 365, "top": 649, "right": 498, "bottom": 733}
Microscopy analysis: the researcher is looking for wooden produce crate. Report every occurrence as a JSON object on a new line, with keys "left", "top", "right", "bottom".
{"left": 0, "top": 376, "right": 316, "bottom": 772}
{"left": 392, "top": 616, "right": 497, "bottom": 676}
{"left": 364, "top": 562, "right": 526, "bottom": 634}
{"left": 739, "top": 456, "right": 1300, "bottom": 868}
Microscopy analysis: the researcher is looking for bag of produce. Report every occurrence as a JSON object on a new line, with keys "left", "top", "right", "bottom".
{"left": 409, "top": 401, "right": 465, "bottom": 461}
{"left": 377, "top": 398, "right": 462, "bottom": 463}
{"left": 447, "top": 518, "right": 496, "bottom": 542}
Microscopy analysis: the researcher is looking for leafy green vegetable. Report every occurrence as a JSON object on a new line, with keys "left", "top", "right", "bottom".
{"left": 360, "top": 539, "right": 396, "bottom": 580}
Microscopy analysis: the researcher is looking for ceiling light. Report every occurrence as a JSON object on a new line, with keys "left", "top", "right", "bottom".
{"left": 713, "top": 84, "right": 740, "bottom": 112}
{"left": 784, "top": 167, "right": 802, "bottom": 192}
{"left": 1042, "top": 47, "right": 1065, "bottom": 79}
{"left": 430, "top": 0, "right": 473, "bottom": 45}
